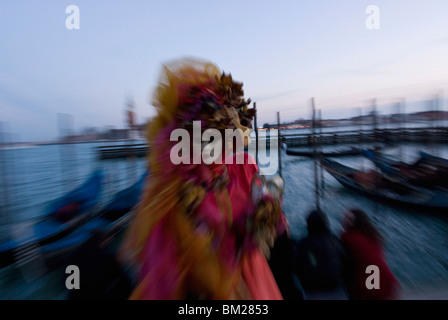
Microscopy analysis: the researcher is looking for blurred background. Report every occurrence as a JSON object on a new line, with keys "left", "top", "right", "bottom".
{"left": 1, "top": 0, "right": 448, "bottom": 299}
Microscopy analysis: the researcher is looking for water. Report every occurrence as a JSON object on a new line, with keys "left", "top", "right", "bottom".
{"left": 1, "top": 138, "right": 448, "bottom": 299}
{"left": 280, "top": 142, "right": 448, "bottom": 295}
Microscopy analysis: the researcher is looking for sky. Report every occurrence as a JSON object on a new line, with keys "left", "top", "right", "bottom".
{"left": 1, "top": 0, "right": 448, "bottom": 142}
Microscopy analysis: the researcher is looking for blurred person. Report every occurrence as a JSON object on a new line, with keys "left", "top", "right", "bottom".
{"left": 293, "top": 209, "right": 348, "bottom": 300}
{"left": 341, "top": 208, "right": 401, "bottom": 300}
{"left": 68, "top": 230, "right": 133, "bottom": 300}
{"left": 120, "top": 58, "right": 286, "bottom": 300}
{"left": 267, "top": 219, "right": 304, "bottom": 300}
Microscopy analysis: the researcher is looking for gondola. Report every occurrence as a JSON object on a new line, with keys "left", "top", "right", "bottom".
{"left": 321, "top": 158, "right": 448, "bottom": 212}
{"left": 40, "top": 171, "right": 148, "bottom": 268}
{"left": 0, "top": 169, "right": 104, "bottom": 268}
{"left": 362, "top": 150, "right": 448, "bottom": 189}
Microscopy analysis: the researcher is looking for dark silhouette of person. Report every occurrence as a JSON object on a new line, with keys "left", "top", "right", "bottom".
{"left": 67, "top": 230, "right": 133, "bottom": 300}
{"left": 293, "top": 209, "right": 348, "bottom": 300}
{"left": 268, "top": 224, "right": 304, "bottom": 300}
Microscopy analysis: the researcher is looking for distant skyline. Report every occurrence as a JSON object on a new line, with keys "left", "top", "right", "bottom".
{"left": 1, "top": 1, "right": 448, "bottom": 142}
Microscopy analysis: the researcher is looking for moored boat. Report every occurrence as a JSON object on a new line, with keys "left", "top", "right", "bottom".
{"left": 40, "top": 171, "right": 148, "bottom": 268}
{"left": 0, "top": 169, "right": 104, "bottom": 268}
{"left": 362, "top": 150, "right": 448, "bottom": 189}
{"left": 321, "top": 158, "right": 448, "bottom": 212}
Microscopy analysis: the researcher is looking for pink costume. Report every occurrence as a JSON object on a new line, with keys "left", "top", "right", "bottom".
{"left": 133, "top": 153, "right": 284, "bottom": 299}
{"left": 122, "top": 59, "right": 285, "bottom": 300}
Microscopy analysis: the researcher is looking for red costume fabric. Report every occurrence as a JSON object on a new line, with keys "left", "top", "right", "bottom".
{"left": 341, "top": 229, "right": 400, "bottom": 300}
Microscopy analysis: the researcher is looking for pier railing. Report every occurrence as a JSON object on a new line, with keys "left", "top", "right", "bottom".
{"left": 282, "top": 126, "right": 448, "bottom": 147}
{"left": 96, "top": 143, "right": 149, "bottom": 160}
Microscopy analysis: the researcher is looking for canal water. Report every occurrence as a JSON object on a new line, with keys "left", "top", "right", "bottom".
{"left": 0, "top": 136, "right": 448, "bottom": 299}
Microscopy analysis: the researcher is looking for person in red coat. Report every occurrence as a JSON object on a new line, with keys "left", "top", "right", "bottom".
{"left": 341, "top": 208, "right": 401, "bottom": 300}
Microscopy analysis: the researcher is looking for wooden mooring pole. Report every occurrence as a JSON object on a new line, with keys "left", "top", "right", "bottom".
{"left": 318, "top": 109, "right": 325, "bottom": 193}
{"left": 254, "top": 102, "right": 259, "bottom": 167}
{"left": 311, "top": 98, "right": 320, "bottom": 211}
{"left": 277, "top": 111, "right": 283, "bottom": 178}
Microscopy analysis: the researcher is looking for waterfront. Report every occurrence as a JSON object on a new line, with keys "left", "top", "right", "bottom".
{"left": 1, "top": 135, "right": 448, "bottom": 299}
